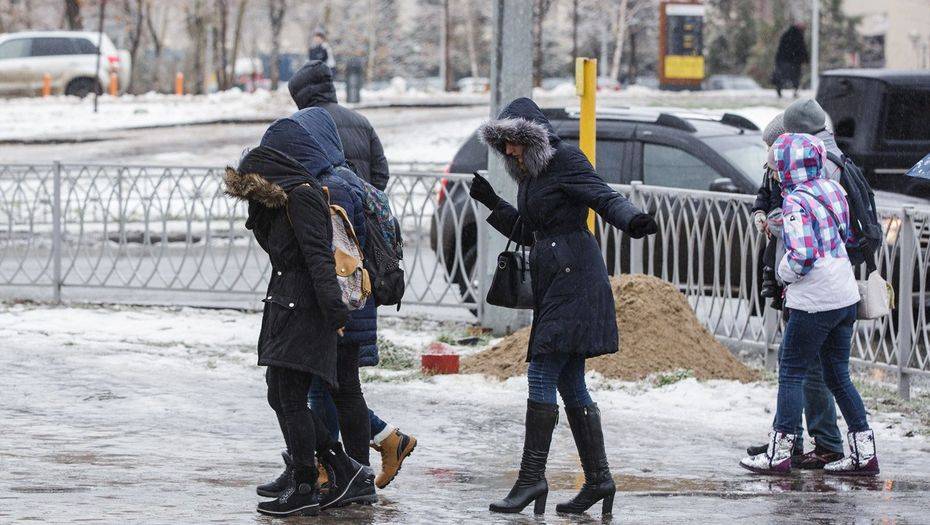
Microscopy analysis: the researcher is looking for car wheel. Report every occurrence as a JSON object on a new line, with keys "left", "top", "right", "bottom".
{"left": 65, "top": 78, "right": 101, "bottom": 98}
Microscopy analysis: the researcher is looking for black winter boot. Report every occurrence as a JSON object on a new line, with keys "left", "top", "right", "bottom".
{"left": 761, "top": 267, "right": 779, "bottom": 298}
{"left": 489, "top": 400, "right": 559, "bottom": 515}
{"left": 256, "top": 463, "right": 320, "bottom": 517}
{"left": 256, "top": 450, "right": 293, "bottom": 498}
{"left": 555, "top": 404, "right": 616, "bottom": 516}
{"left": 319, "top": 442, "right": 377, "bottom": 509}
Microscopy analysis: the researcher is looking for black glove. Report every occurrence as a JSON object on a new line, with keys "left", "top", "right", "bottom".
{"left": 628, "top": 213, "right": 658, "bottom": 239}
{"left": 469, "top": 172, "right": 500, "bottom": 209}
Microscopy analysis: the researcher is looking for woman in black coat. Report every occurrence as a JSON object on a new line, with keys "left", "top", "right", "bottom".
{"left": 470, "top": 98, "right": 657, "bottom": 516}
{"left": 225, "top": 145, "right": 374, "bottom": 517}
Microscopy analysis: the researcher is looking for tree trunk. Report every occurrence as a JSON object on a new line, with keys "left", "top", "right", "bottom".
{"left": 122, "top": 0, "right": 146, "bottom": 93}
{"left": 228, "top": 0, "right": 248, "bottom": 88}
{"left": 627, "top": 28, "right": 637, "bottom": 82}
{"left": 609, "top": 0, "right": 629, "bottom": 81}
{"left": 464, "top": 0, "right": 479, "bottom": 78}
{"left": 532, "top": 0, "right": 552, "bottom": 88}
{"left": 268, "top": 0, "right": 287, "bottom": 90}
{"left": 440, "top": 0, "right": 453, "bottom": 91}
{"left": 65, "top": 0, "right": 83, "bottom": 30}
{"left": 571, "top": 0, "right": 579, "bottom": 64}
{"left": 145, "top": 0, "right": 167, "bottom": 91}
{"left": 186, "top": 0, "right": 208, "bottom": 94}
{"left": 366, "top": 0, "right": 375, "bottom": 82}
{"left": 213, "top": 0, "right": 229, "bottom": 90}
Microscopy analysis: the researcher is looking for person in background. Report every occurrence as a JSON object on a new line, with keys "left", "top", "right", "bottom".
{"left": 471, "top": 97, "right": 657, "bottom": 516}
{"left": 308, "top": 31, "right": 336, "bottom": 70}
{"left": 288, "top": 60, "right": 417, "bottom": 489}
{"left": 741, "top": 133, "right": 879, "bottom": 477}
{"left": 772, "top": 22, "right": 808, "bottom": 98}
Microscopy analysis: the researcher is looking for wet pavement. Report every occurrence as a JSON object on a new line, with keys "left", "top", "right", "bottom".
{"left": 2, "top": 306, "right": 929, "bottom": 524}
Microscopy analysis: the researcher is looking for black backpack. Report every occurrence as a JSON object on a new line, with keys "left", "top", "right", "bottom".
{"left": 826, "top": 151, "right": 882, "bottom": 273}
{"left": 362, "top": 215, "right": 405, "bottom": 309}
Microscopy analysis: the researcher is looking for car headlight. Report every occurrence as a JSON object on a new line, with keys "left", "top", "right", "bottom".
{"left": 881, "top": 217, "right": 901, "bottom": 246}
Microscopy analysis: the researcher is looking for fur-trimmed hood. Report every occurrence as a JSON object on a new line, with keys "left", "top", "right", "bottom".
{"left": 224, "top": 146, "right": 321, "bottom": 209}
{"left": 479, "top": 97, "right": 557, "bottom": 180}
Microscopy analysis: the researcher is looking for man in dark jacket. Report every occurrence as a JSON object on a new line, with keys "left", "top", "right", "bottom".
{"left": 289, "top": 60, "right": 390, "bottom": 191}
{"left": 279, "top": 77, "right": 419, "bottom": 489}
{"left": 773, "top": 22, "right": 808, "bottom": 98}
{"left": 308, "top": 31, "right": 335, "bottom": 69}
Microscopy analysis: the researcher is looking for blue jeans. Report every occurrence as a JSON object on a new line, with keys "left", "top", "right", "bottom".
{"left": 527, "top": 353, "right": 593, "bottom": 408}
{"left": 775, "top": 304, "right": 870, "bottom": 437}
{"left": 769, "top": 347, "right": 844, "bottom": 453}
{"left": 309, "top": 377, "right": 387, "bottom": 442}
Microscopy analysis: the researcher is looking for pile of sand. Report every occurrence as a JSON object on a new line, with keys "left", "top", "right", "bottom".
{"left": 461, "top": 274, "right": 757, "bottom": 382}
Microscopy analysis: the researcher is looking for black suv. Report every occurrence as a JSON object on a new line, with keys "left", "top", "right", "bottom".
{"left": 817, "top": 69, "right": 930, "bottom": 195}
{"left": 430, "top": 107, "right": 769, "bottom": 299}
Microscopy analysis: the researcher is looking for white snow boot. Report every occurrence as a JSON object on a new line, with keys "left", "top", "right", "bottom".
{"left": 739, "top": 431, "right": 795, "bottom": 475}
{"left": 824, "top": 430, "right": 880, "bottom": 477}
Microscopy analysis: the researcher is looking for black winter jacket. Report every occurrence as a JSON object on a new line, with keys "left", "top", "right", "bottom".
{"left": 289, "top": 60, "right": 390, "bottom": 191}
{"left": 225, "top": 146, "right": 349, "bottom": 385}
{"left": 479, "top": 98, "right": 648, "bottom": 361}
{"left": 752, "top": 167, "right": 781, "bottom": 214}
{"left": 775, "top": 26, "right": 808, "bottom": 64}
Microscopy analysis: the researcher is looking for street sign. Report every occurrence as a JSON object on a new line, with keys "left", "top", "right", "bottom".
{"left": 659, "top": 1, "right": 705, "bottom": 90}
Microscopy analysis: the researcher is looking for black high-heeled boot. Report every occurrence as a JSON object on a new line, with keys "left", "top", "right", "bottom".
{"left": 556, "top": 403, "right": 616, "bottom": 516}
{"left": 489, "top": 400, "right": 559, "bottom": 515}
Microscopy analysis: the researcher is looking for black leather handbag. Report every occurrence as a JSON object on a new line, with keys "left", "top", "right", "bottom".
{"left": 486, "top": 220, "right": 534, "bottom": 309}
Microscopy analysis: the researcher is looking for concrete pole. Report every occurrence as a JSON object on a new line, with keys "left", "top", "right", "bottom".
{"left": 479, "top": 0, "right": 534, "bottom": 334}
{"left": 811, "top": 0, "right": 819, "bottom": 94}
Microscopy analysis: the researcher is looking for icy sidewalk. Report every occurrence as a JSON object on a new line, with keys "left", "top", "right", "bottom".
{"left": 1, "top": 305, "right": 928, "bottom": 524}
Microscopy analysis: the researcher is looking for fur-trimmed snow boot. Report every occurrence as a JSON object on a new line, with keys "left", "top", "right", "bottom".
{"left": 824, "top": 430, "right": 879, "bottom": 477}
{"left": 489, "top": 400, "right": 559, "bottom": 515}
{"left": 555, "top": 404, "right": 616, "bottom": 516}
{"left": 740, "top": 431, "right": 795, "bottom": 475}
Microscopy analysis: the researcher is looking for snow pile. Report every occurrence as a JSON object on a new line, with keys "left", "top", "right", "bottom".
{"left": 462, "top": 274, "right": 758, "bottom": 382}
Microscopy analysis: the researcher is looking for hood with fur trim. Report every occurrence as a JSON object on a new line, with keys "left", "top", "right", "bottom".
{"left": 479, "top": 97, "right": 557, "bottom": 180}
{"left": 224, "top": 146, "right": 321, "bottom": 209}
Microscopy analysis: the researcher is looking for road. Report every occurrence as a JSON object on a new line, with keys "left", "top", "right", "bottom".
{"left": 0, "top": 104, "right": 488, "bottom": 167}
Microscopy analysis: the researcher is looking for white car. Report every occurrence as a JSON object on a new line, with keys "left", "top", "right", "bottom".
{"left": 0, "top": 31, "right": 131, "bottom": 98}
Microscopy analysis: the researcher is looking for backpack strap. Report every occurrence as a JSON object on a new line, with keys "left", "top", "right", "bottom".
{"left": 824, "top": 151, "right": 846, "bottom": 171}
{"left": 795, "top": 189, "right": 847, "bottom": 243}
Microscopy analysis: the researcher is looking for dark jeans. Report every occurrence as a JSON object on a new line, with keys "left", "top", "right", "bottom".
{"left": 527, "top": 353, "right": 593, "bottom": 408}
{"left": 775, "top": 304, "right": 870, "bottom": 438}
{"left": 322, "top": 343, "right": 371, "bottom": 466}
{"left": 310, "top": 381, "right": 388, "bottom": 442}
{"left": 265, "top": 366, "right": 334, "bottom": 467}
{"left": 769, "top": 350, "right": 845, "bottom": 453}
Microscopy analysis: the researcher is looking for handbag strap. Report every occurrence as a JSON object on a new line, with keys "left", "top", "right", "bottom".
{"left": 504, "top": 218, "right": 525, "bottom": 251}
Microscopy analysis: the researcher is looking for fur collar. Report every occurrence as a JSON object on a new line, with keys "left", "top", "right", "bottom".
{"left": 224, "top": 167, "right": 288, "bottom": 208}
{"left": 479, "top": 117, "right": 556, "bottom": 181}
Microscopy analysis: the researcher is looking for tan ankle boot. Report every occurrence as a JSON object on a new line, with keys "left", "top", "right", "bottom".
{"left": 372, "top": 429, "right": 417, "bottom": 489}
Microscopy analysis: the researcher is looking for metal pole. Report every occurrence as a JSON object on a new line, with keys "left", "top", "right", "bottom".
{"left": 811, "top": 0, "right": 819, "bottom": 94}
{"left": 93, "top": 0, "right": 107, "bottom": 113}
{"left": 576, "top": 57, "right": 598, "bottom": 232}
{"left": 481, "top": 0, "right": 533, "bottom": 333}
{"left": 896, "top": 207, "right": 915, "bottom": 400}
{"left": 51, "top": 162, "right": 62, "bottom": 304}
{"left": 629, "top": 181, "right": 644, "bottom": 275}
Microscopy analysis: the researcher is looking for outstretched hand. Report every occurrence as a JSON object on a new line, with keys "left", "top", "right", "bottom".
{"left": 628, "top": 213, "right": 658, "bottom": 239}
{"left": 469, "top": 172, "right": 500, "bottom": 209}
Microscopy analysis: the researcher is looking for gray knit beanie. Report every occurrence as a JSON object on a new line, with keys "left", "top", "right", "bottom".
{"left": 783, "top": 98, "right": 827, "bottom": 134}
{"left": 762, "top": 112, "right": 787, "bottom": 147}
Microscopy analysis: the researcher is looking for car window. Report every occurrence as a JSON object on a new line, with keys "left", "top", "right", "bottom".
{"left": 702, "top": 136, "right": 767, "bottom": 186}
{"left": 30, "top": 38, "right": 78, "bottom": 57}
{"left": 73, "top": 38, "right": 98, "bottom": 55}
{"left": 0, "top": 39, "right": 31, "bottom": 60}
{"left": 559, "top": 138, "right": 625, "bottom": 183}
{"left": 883, "top": 89, "right": 930, "bottom": 142}
{"left": 643, "top": 144, "right": 721, "bottom": 190}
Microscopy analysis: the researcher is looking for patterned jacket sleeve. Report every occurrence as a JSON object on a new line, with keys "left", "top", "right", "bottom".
{"left": 778, "top": 193, "right": 817, "bottom": 283}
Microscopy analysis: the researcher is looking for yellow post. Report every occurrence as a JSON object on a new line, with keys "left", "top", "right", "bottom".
{"left": 575, "top": 57, "right": 597, "bottom": 232}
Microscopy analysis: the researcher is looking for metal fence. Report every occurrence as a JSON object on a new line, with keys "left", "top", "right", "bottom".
{"left": 0, "top": 163, "right": 927, "bottom": 396}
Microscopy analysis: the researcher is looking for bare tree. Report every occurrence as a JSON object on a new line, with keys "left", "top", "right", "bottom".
{"left": 608, "top": 0, "right": 650, "bottom": 81}
{"left": 185, "top": 0, "right": 209, "bottom": 94}
{"left": 532, "top": 0, "right": 553, "bottom": 88}
{"left": 144, "top": 0, "right": 168, "bottom": 90}
{"left": 571, "top": 0, "right": 579, "bottom": 64}
{"left": 228, "top": 0, "right": 249, "bottom": 88}
{"left": 268, "top": 0, "right": 287, "bottom": 90}
{"left": 64, "top": 0, "right": 83, "bottom": 30}
{"left": 464, "top": 0, "right": 479, "bottom": 79}
{"left": 213, "top": 0, "right": 230, "bottom": 89}
{"left": 440, "top": 0, "right": 453, "bottom": 91}
{"left": 120, "top": 0, "right": 146, "bottom": 93}
{"left": 366, "top": 0, "right": 375, "bottom": 82}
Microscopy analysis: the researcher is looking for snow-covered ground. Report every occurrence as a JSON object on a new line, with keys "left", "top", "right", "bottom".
{"left": 2, "top": 303, "right": 928, "bottom": 523}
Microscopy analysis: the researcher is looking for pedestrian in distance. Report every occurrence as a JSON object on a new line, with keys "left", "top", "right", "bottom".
{"left": 308, "top": 30, "right": 335, "bottom": 70}
{"left": 772, "top": 21, "right": 809, "bottom": 98}
{"left": 740, "top": 133, "right": 879, "bottom": 477}
{"left": 224, "top": 144, "right": 375, "bottom": 518}
{"left": 470, "top": 97, "right": 658, "bottom": 516}
{"left": 288, "top": 60, "right": 418, "bottom": 489}
{"left": 258, "top": 107, "right": 382, "bottom": 506}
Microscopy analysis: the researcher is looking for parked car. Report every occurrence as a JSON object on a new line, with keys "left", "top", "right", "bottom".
{"left": 703, "top": 74, "right": 761, "bottom": 91}
{"left": 430, "top": 106, "right": 769, "bottom": 301}
{"left": 0, "top": 31, "right": 130, "bottom": 97}
{"left": 456, "top": 77, "right": 490, "bottom": 93}
{"left": 817, "top": 69, "right": 930, "bottom": 195}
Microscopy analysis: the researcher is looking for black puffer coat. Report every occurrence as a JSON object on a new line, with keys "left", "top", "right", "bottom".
{"left": 480, "top": 98, "right": 649, "bottom": 360}
{"left": 288, "top": 60, "right": 390, "bottom": 191}
{"left": 225, "top": 146, "right": 349, "bottom": 385}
